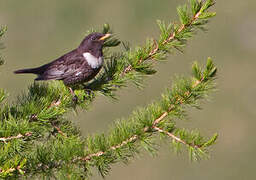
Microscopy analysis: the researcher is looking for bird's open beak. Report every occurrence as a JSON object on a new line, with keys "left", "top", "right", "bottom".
{"left": 99, "top": 33, "right": 111, "bottom": 41}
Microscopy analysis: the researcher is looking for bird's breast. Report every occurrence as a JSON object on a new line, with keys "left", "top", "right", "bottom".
{"left": 82, "top": 52, "right": 103, "bottom": 69}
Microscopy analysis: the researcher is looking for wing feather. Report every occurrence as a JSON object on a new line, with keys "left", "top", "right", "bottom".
{"left": 37, "top": 50, "right": 90, "bottom": 80}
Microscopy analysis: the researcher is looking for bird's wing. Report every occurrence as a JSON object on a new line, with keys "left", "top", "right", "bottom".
{"left": 37, "top": 52, "right": 90, "bottom": 80}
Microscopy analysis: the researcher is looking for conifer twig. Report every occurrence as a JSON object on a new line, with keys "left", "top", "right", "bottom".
{"left": 153, "top": 126, "right": 199, "bottom": 148}
{"left": 79, "top": 135, "right": 138, "bottom": 161}
{"left": 78, "top": 108, "right": 196, "bottom": 162}
{"left": 0, "top": 132, "right": 32, "bottom": 142}
{"left": 163, "top": 9, "right": 202, "bottom": 44}
{"left": 52, "top": 125, "right": 67, "bottom": 137}
{"left": 122, "top": 3, "right": 206, "bottom": 75}
{"left": 78, "top": 62, "right": 210, "bottom": 162}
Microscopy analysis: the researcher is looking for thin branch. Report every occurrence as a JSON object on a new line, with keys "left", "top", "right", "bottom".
{"left": 110, "top": 135, "right": 138, "bottom": 150}
{"left": 153, "top": 111, "right": 168, "bottom": 126}
{"left": 122, "top": 9, "right": 203, "bottom": 75}
{"left": 0, "top": 167, "right": 15, "bottom": 174}
{"left": 78, "top": 110, "right": 176, "bottom": 162}
{"left": 153, "top": 126, "right": 199, "bottom": 148}
{"left": 81, "top": 151, "right": 105, "bottom": 161}
{"left": 79, "top": 135, "right": 138, "bottom": 161}
{"left": 0, "top": 165, "right": 25, "bottom": 175}
{"left": 77, "top": 110, "right": 184, "bottom": 162}
{"left": 49, "top": 98, "right": 61, "bottom": 108}
{"left": 0, "top": 132, "right": 32, "bottom": 142}
{"left": 78, "top": 72, "right": 206, "bottom": 162}
{"left": 52, "top": 125, "right": 67, "bottom": 138}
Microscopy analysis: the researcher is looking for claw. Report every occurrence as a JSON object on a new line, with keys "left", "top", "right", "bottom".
{"left": 69, "top": 87, "right": 78, "bottom": 104}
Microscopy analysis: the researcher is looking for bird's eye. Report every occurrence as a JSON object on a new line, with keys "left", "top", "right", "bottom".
{"left": 91, "top": 36, "right": 97, "bottom": 41}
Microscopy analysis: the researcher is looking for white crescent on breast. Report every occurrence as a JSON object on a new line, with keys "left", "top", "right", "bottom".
{"left": 83, "top": 52, "right": 103, "bottom": 69}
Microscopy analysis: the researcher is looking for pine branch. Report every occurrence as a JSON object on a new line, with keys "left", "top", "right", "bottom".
{"left": 21, "top": 58, "right": 217, "bottom": 179}
{"left": 154, "top": 126, "right": 197, "bottom": 147}
{"left": 85, "top": 0, "right": 216, "bottom": 98}
{"left": 76, "top": 58, "right": 216, "bottom": 165}
{"left": 122, "top": 0, "right": 215, "bottom": 75}
{"left": 0, "top": 132, "right": 32, "bottom": 142}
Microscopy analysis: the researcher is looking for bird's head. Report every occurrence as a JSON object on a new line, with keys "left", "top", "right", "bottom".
{"left": 79, "top": 33, "right": 111, "bottom": 56}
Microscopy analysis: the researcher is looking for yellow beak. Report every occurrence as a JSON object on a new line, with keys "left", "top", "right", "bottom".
{"left": 99, "top": 33, "right": 111, "bottom": 41}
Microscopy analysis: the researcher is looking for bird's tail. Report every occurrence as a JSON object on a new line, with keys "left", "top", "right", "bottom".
{"left": 14, "top": 67, "right": 40, "bottom": 74}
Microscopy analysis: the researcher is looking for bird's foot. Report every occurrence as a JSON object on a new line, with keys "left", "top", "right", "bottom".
{"left": 69, "top": 87, "right": 78, "bottom": 104}
{"left": 82, "top": 84, "right": 93, "bottom": 97}
{"left": 85, "top": 88, "right": 92, "bottom": 96}
{"left": 72, "top": 95, "right": 78, "bottom": 104}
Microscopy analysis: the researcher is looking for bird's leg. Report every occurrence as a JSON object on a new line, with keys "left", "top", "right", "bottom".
{"left": 82, "top": 84, "right": 94, "bottom": 96}
{"left": 68, "top": 87, "right": 78, "bottom": 103}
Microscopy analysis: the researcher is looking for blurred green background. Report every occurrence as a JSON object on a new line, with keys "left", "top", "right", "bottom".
{"left": 1, "top": 0, "right": 256, "bottom": 179}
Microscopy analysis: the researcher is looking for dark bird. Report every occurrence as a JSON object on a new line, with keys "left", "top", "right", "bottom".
{"left": 14, "top": 32, "right": 111, "bottom": 97}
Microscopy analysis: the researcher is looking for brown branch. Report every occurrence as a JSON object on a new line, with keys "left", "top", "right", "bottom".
{"left": 77, "top": 110, "right": 170, "bottom": 162}
{"left": 80, "top": 151, "right": 104, "bottom": 161}
{"left": 79, "top": 135, "right": 138, "bottom": 161}
{"left": 0, "top": 132, "right": 32, "bottom": 142}
{"left": 152, "top": 112, "right": 168, "bottom": 126}
{"left": 144, "top": 39, "right": 159, "bottom": 61}
{"left": 76, "top": 108, "right": 196, "bottom": 162}
{"left": 30, "top": 97, "right": 62, "bottom": 122}
{"left": 78, "top": 110, "right": 172, "bottom": 162}
{"left": 122, "top": 39, "right": 159, "bottom": 76}
{"left": 30, "top": 98, "right": 66, "bottom": 137}
{"left": 78, "top": 103, "right": 199, "bottom": 161}
{"left": 122, "top": 64, "right": 132, "bottom": 76}
{"left": 77, "top": 108, "right": 179, "bottom": 162}
{"left": 192, "top": 76, "right": 205, "bottom": 88}
{"left": 0, "top": 167, "right": 15, "bottom": 174}
{"left": 122, "top": 10, "right": 202, "bottom": 75}
{"left": 52, "top": 125, "right": 67, "bottom": 137}
{"left": 153, "top": 126, "right": 199, "bottom": 148}
{"left": 48, "top": 98, "right": 61, "bottom": 108}
{"left": 0, "top": 165, "right": 25, "bottom": 175}
{"left": 77, "top": 70, "right": 206, "bottom": 162}
{"left": 110, "top": 135, "right": 138, "bottom": 150}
